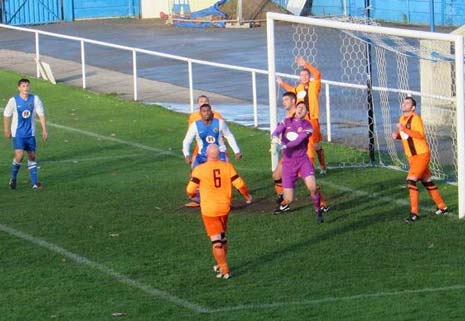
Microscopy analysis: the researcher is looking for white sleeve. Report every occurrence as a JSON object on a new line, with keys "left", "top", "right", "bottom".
{"left": 182, "top": 123, "right": 197, "bottom": 157}
{"left": 34, "top": 96, "right": 45, "bottom": 117}
{"left": 219, "top": 119, "right": 240, "bottom": 154}
{"left": 3, "top": 98, "right": 15, "bottom": 117}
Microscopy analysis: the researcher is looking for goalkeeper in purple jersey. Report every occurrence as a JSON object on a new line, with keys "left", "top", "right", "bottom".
{"left": 271, "top": 101, "right": 324, "bottom": 223}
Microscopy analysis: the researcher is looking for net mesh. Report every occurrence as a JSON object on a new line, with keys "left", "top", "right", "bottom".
{"left": 274, "top": 17, "right": 457, "bottom": 181}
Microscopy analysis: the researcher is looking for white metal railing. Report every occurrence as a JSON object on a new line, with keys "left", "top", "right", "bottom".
{"left": 0, "top": 22, "right": 454, "bottom": 136}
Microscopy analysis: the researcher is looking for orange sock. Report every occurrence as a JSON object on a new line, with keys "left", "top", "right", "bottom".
{"left": 422, "top": 181, "right": 446, "bottom": 209}
{"left": 212, "top": 241, "right": 229, "bottom": 275}
{"left": 274, "top": 179, "right": 283, "bottom": 196}
{"left": 408, "top": 180, "right": 419, "bottom": 214}
{"left": 316, "top": 148, "right": 326, "bottom": 170}
{"left": 318, "top": 186, "right": 327, "bottom": 208}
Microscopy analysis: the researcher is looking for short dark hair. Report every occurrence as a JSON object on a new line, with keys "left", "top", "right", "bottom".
{"left": 282, "top": 91, "right": 297, "bottom": 101}
{"left": 199, "top": 103, "right": 212, "bottom": 110}
{"left": 17, "top": 78, "right": 30, "bottom": 86}
{"left": 300, "top": 69, "right": 311, "bottom": 76}
{"left": 296, "top": 100, "right": 308, "bottom": 110}
{"left": 405, "top": 96, "right": 416, "bottom": 107}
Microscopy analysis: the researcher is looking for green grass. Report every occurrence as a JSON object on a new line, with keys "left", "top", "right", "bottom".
{"left": 0, "top": 69, "right": 464, "bottom": 321}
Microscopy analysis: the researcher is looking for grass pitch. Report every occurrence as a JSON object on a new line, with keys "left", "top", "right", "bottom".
{"left": 0, "top": 69, "right": 464, "bottom": 321}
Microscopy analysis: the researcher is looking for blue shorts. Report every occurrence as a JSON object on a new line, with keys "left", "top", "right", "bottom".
{"left": 12, "top": 136, "right": 36, "bottom": 152}
{"left": 192, "top": 152, "right": 227, "bottom": 168}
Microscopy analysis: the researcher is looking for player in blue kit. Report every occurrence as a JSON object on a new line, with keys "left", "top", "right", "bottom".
{"left": 182, "top": 103, "right": 243, "bottom": 206}
{"left": 183, "top": 103, "right": 242, "bottom": 167}
{"left": 3, "top": 79, "right": 48, "bottom": 189}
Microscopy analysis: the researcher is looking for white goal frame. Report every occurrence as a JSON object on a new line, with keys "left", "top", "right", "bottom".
{"left": 266, "top": 12, "right": 465, "bottom": 219}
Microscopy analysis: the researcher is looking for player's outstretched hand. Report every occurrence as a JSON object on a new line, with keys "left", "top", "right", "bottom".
{"left": 185, "top": 155, "right": 192, "bottom": 164}
{"left": 296, "top": 56, "right": 307, "bottom": 67}
{"left": 42, "top": 129, "right": 48, "bottom": 141}
{"left": 245, "top": 194, "right": 253, "bottom": 204}
{"left": 235, "top": 153, "right": 242, "bottom": 160}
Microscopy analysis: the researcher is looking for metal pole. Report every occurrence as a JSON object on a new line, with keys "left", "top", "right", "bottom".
{"left": 429, "top": 0, "right": 435, "bottom": 32}
{"left": 365, "top": 0, "right": 375, "bottom": 164}
{"left": 188, "top": 60, "right": 194, "bottom": 112}
{"left": 252, "top": 71, "right": 258, "bottom": 127}
{"left": 35, "top": 32, "right": 40, "bottom": 78}
{"left": 266, "top": 13, "right": 278, "bottom": 171}
{"left": 80, "top": 40, "right": 86, "bottom": 89}
{"left": 132, "top": 49, "right": 138, "bottom": 101}
{"left": 325, "top": 83, "right": 331, "bottom": 142}
{"left": 237, "top": 0, "right": 243, "bottom": 24}
{"left": 455, "top": 35, "right": 465, "bottom": 219}
{"left": 342, "top": 0, "right": 348, "bottom": 16}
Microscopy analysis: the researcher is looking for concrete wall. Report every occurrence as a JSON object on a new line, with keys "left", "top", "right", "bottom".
{"left": 141, "top": 0, "right": 169, "bottom": 18}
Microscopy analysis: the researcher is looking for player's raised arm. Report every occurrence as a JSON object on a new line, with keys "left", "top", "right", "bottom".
{"left": 296, "top": 56, "right": 321, "bottom": 80}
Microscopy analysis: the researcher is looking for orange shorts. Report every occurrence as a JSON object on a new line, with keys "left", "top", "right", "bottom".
{"left": 310, "top": 119, "right": 322, "bottom": 143}
{"left": 202, "top": 214, "right": 229, "bottom": 236}
{"left": 408, "top": 153, "right": 431, "bottom": 179}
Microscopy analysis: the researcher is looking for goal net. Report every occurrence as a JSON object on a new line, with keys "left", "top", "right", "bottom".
{"left": 266, "top": 13, "right": 465, "bottom": 218}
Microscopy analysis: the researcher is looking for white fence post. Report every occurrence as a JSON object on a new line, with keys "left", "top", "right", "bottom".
{"left": 188, "top": 60, "right": 194, "bottom": 112}
{"left": 35, "top": 32, "right": 40, "bottom": 78}
{"left": 80, "top": 40, "right": 86, "bottom": 89}
{"left": 132, "top": 49, "right": 138, "bottom": 101}
{"left": 325, "top": 82, "right": 331, "bottom": 142}
{"left": 252, "top": 71, "right": 258, "bottom": 127}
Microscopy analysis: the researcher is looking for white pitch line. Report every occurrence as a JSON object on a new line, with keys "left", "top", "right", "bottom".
{"left": 42, "top": 153, "right": 144, "bottom": 164}
{"left": 47, "top": 122, "right": 177, "bottom": 156}
{"left": 209, "top": 284, "right": 465, "bottom": 313}
{"left": 0, "top": 223, "right": 209, "bottom": 313}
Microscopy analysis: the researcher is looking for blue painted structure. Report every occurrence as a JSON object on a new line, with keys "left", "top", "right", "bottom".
{"left": 72, "top": 0, "right": 140, "bottom": 20}
{"left": 1, "top": 0, "right": 140, "bottom": 25}
{"left": 310, "top": 0, "right": 465, "bottom": 26}
{"left": 2, "top": 0, "right": 62, "bottom": 25}
{"left": 271, "top": 0, "right": 465, "bottom": 26}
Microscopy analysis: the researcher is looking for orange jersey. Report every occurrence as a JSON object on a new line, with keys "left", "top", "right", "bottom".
{"left": 280, "top": 63, "right": 321, "bottom": 120}
{"left": 398, "top": 112, "right": 429, "bottom": 158}
{"left": 188, "top": 110, "right": 224, "bottom": 126}
{"left": 186, "top": 160, "right": 247, "bottom": 217}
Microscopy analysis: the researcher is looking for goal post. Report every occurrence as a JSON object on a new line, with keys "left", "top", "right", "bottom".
{"left": 266, "top": 12, "right": 465, "bottom": 219}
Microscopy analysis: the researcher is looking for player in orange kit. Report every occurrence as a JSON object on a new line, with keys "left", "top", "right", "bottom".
{"left": 392, "top": 96, "right": 448, "bottom": 223}
{"left": 277, "top": 56, "right": 327, "bottom": 174}
{"left": 186, "top": 144, "right": 252, "bottom": 279}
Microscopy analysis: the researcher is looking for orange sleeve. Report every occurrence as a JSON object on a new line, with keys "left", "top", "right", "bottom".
{"left": 213, "top": 111, "right": 224, "bottom": 120}
{"left": 186, "top": 168, "right": 200, "bottom": 197}
{"left": 304, "top": 62, "right": 321, "bottom": 80}
{"left": 279, "top": 81, "right": 296, "bottom": 93}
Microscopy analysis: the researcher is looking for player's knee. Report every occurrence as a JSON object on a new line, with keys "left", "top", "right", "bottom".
{"left": 407, "top": 179, "right": 417, "bottom": 189}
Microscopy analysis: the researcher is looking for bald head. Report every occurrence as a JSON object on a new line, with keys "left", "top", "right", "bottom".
{"left": 206, "top": 144, "right": 220, "bottom": 161}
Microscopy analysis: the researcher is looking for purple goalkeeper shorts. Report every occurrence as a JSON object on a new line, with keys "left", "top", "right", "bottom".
{"left": 282, "top": 156, "right": 315, "bottom": 189}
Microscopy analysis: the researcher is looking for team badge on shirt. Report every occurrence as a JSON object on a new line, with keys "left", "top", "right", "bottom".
{"left": 22, "top": 110, "right": 31, "bottom": 118}
{"left": 206, "top": 135, "right": 216, "bottom": 143}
